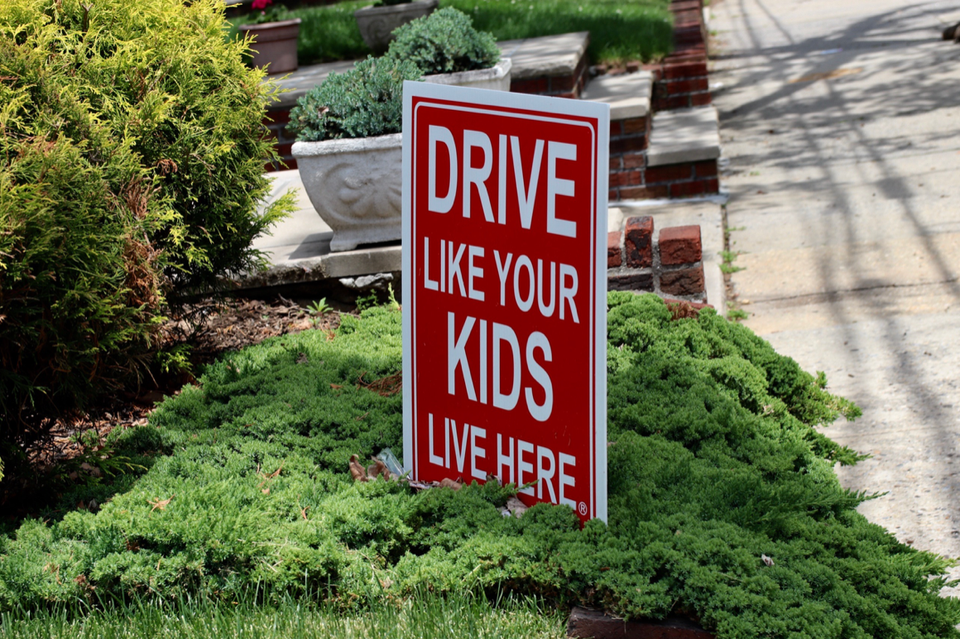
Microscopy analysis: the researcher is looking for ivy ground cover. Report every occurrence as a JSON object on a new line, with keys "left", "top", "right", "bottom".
{"left": 2, "top": 294, "right": 958, "bottom": 638}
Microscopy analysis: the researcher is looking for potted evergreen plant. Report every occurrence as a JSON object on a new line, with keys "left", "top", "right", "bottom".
{"left": 288, "top": 9, "right": 505, "bottom": 252}
{"left": 390, "top": 7, "right": 511, "bottom": 91}
{"left": 238, "top": 0, "right": 301, "bottom": 75}
{"left": 288, "top": 56, "right": 421, "bottom": 252}
{"left": 354, "top": 0, "right": 438, "bottom": 54}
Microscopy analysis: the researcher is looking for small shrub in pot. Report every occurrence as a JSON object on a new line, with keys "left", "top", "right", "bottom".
{"left": 287, "top": 11, "right": 503, "bottom": 252}
{"left": 288, "top": 56, "right": 422, "bottom": 142}
{"left": 288, "top": 8, "right": 501, "bottom": 142}
{"left": 287, "top": 57, "right": 421, "bottom": 251}
{"left": 385, "top": 7, "right": 500, "bottom": 76}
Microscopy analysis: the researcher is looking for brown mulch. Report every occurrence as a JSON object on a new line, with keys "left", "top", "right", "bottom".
{"left": 163, "top": 295, "right": 341, "bottom": 369}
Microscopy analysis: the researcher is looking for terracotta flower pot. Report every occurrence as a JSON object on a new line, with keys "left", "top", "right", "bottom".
{"left": 354, "top": 0, "right": 438, "bottom": 54}
{"left": 239, "top": 18, "right": 302, "bottom": 75}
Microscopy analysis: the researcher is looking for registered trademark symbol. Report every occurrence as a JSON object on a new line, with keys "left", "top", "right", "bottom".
{"left": 578, "top": 502, "right": 588, "bottom": 516}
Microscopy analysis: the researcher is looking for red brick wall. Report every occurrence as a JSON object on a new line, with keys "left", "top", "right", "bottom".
{"left": 263, "top": 108, "right": 297, "bottom": 173}
{"left": 607, "top": 215, "right": 708, "bottom": 304}
{"left": 644, "top": 0, "right": 712, "bottom": 111}
{"left": 608, "top": 116, "right": 719, "bottom": 202}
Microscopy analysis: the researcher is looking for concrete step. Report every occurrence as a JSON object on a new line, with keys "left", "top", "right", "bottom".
{"left": 581, "top": 70, "right": 653, "bottom": 120}
{"left": 647, "top": 105, "right": 720, "bottom": 167}
{"left": 238, "top": 170, "right": 400, "bottom": 293}
{"left": 270, "top": 60, "right": 357, "bottom": 111}
{"left": 581, "top": 73, "right": 720, "bottom": 201}
{"left": 498, "top": 31, "right": 590, "bottom": 98}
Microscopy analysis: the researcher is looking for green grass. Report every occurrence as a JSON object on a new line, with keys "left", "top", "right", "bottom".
{"left": 228, "top": 0, "right": 673, "bottom": 66}
{"left": 446, "top": 0, "right": 673, "bottom": 64}
{"left": 0, "top": 591, "right": 565, "bottom": 639}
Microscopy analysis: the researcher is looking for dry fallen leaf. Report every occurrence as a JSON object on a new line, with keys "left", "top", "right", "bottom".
{"left": 761, "top": 554, "right": 775, "bottom": 567}
{"left": 80, "top": 462, "right": 103, "bottom": 478}
{"left": 148, "top": 495, "right": 174, "bottom": 512}
{"left": 367, "top": 459, "right": 392, "bottom": 481}
{"left": 349, "top": 455, "right": 368, "bottom": 482}
{"left": 264, "top": 462, "right": 283, "bottom": 480}
{"left": 439, "top": 478, "right": 462, "bottom": 491}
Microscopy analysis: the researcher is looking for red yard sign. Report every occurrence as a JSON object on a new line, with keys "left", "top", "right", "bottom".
{"left": 402, "top": 82, "right": 609, "bottom": 523}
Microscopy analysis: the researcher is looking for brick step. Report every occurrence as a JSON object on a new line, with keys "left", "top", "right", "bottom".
{"left": 499, "top": 31, "right": 590, "bottom": 99}
{"left": 580, "top": 71, "right": 719, "bottom": 201}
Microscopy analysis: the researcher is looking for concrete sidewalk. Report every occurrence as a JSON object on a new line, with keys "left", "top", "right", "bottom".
{"left": 710, "top": 0, "right": 960, "bottom": 593}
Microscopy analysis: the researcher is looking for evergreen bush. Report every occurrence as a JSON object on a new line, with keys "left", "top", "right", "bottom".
{"left": 0, "top": 0, "right": 294, "bottom": 438}
{"left": 1, "top": 295, "right": 958, "bottom": 638}
{"left": 288, "top": 56, "right": 422, "bottom": 141}
{"left": 385, "top": 7, "right": 500, "bottom": 76}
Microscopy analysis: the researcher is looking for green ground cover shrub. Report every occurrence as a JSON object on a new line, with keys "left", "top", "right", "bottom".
{"left": 386, "top": 7, "right": 500, "bottom": 75}
{"left": 0, "top": 0, "right": 294, "bottom": 438}
{"left": 2, "top": 294, "right": 958, "bottom": 638}
{"left": 228, "top": 0, "right": 673, "bottom": 66}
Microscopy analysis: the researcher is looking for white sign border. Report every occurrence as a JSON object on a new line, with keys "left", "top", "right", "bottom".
{"left": 401, "top": 81, "right": 609, "bottom": 522}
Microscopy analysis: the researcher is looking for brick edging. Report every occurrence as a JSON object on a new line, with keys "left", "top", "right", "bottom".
{"left": 607, "top": 216, "right": 708, "bottom": 304}
{"left": 568, "top": 606, "right": 715, "bottom": 639}
{"left": 263, "top": 108, "right": 297, "bottom": 172}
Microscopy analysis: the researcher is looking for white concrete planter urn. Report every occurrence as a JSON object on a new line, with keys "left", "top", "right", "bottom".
{"left": 354, "top": 0, "right": 438, "bottom": 54}
{"left": 423, "top": 57, "right": 512, "bottom": 92}
{"left": 292, "top": 134, "right": 402, "bottom": 253}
